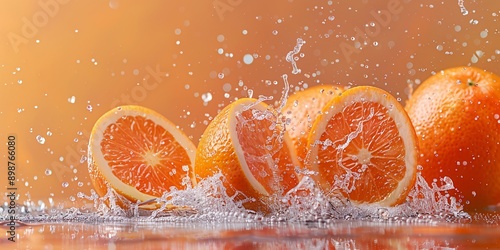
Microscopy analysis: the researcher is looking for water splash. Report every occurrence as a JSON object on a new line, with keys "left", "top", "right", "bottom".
{"left": 275, "top": 74, "right": 290, "bottom": 115}
{"left": 406, "top": 173, "right": 464, "bottom": 216}
{"left": 286, "top": 38, "right": 306, "bottom": 74}
{"left": 1, "top": 168, "right": 473, "bottom": 225}
{"left": 458, "top": 0, "right": 468, "bottom": 15}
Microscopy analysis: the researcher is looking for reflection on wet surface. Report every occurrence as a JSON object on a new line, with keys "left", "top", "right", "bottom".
{"left": 1, "top": 218, "right": 499, "bottom": 249}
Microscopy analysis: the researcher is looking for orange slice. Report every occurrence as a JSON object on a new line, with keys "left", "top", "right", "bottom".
{"left": 283, "top": 84, "right": 345, "bottom": 161}
{"left": 307, "top": 86, "right": 418, "bottom": 206}
{"left": 195, "top": 98, "right": 300, "bottom": 212}
{"left": 88, "top": 105, "right": 196, "bottom": 207}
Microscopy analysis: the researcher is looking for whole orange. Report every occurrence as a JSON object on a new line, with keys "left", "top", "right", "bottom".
{"left": 405, "top": 66, "right": 500, "bottom": 211}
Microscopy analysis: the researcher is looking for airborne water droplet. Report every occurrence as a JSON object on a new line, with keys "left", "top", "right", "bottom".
{"left": 201, "top": 93, "right": 213, "bottom": 103}
{"left": 36, "top": 135, "right": 46, "bottom": 144}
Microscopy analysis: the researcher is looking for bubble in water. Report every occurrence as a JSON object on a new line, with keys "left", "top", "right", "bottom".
{"left": 45, "top": 169, "right": 52, "bottom": 176}
{"left": 68, "top": 96, "right": 76, "bottom": 104}
{"left": 87, "top": 104, "right": 93, "bottom": 112}
{"left": 436, "top": 45, "right": 443, "bottom": 51}
{"left": 62, "top": 182, "right": 69, "bottom": 188}
{"left": 36, "top": 135, "right": 46, "bottom": 144}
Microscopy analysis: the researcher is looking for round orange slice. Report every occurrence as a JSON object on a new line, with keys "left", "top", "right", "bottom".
{"left": 88, "top": 105, "right": 196, "bottom": 207}
{"left": 195, "top": 98, "right": 300, "bottom": 212}
{"left": 307, "top": 86, "right": 418, "bottom": 206}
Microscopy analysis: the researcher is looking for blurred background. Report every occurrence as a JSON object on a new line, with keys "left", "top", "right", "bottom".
{"left": 1, "top": 0, "right": 498, "bottom": 207}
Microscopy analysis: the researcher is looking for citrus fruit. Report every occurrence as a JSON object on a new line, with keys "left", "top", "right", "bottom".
{"left": 88, "top": 105, "right": 196, "bottom": 208}
{"left": 307, "top": 86, "right": 418, "bottom": 206}
{"left": 194, "top": 98, "right": 300, "bottom": 212}
{"left": 282, "top": 84, "right": 345, "bottom": 161}
{"left": 405, "top": 66, "right": 500, "bottom": 211}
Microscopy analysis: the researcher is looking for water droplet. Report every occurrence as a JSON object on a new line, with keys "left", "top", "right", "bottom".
{"left": 458, "top": 0, "right": 468, "bottom": 15}
{"left": 62, "top": 182, "right": 69, "bottom": 188}
{"left": 480, "top": 29, "right": 488, "bottom": 38}
{"left": 222, "top": 83, "right": 232, "bottom": 92}
{"left": 68, "top": 96, "right": 76, "bottom": 104}
{"left": 87, "top": 104, "right": 93, "bottom": 112}
{"left": 469, "top": 19, "right": 479, "bottom": 25}
{"left": 201, "top": 93, "right": 213, "bottom": 103}
{"left": 217, "top": 34, "right": 225, "bottom": 42}
{"left": 243, "top": 54, "right": 254, "bottom": 65}
{"left": 80, "top": 155, "right": 87, "bottom": 163}
{"left": 109, "top": 0, "right": 119, "bottom": 9}
{"left": 45, "top": 169, "right": 52, "bottom": 176}
{"left": 36, "top": 135, "right": 46, "bottom": 144}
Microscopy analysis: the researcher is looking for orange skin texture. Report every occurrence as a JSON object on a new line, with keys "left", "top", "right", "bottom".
{"left": 405, "top": 66, "right": 500, "bottom": 211}
{"left": 195, "top": 98, "right": 299, "bottom": 213}
{"left": 282, "top": 85, "right": 345, "bottom": 161}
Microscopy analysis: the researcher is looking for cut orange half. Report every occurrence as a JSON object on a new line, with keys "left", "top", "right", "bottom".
{"left": 282, "top": 84, "right": 345, "bottom": 161}
{"left": 88, "top": 105, "right": 196, "bottom": 207}
{"left": 195, "top": 98, "right": 300, "bottom": 212}
{"left": 307, "top": 86, "right": 418, "bottom": 206}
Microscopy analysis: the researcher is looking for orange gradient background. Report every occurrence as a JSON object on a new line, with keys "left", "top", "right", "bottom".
{"left": 1, "top": 0, "right": 499, "bottom": 207}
